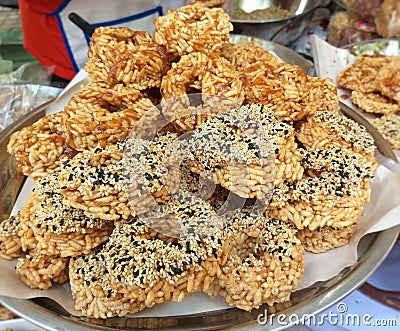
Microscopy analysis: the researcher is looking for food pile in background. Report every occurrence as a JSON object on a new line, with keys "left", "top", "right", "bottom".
{"left": 338, "top": 53, "right": 400, "bottom": 149}
{"left": 0, "top": 304, "right": 18, "bottom": 320}
{"left": 328, "top": 0, "right": 400, "bottom": 46}
{"left": 230, "top": 4, "right": 291, "bottom": 20}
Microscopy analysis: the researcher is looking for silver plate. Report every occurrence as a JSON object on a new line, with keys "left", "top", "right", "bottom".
{"left": 342, "top": 38, "right": 400, "bottom": 56}
{"left": 0, "top": 52, "right": 399, "bottom": 330}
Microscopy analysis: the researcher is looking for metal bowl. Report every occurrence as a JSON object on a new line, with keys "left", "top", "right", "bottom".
{"left": 226, "top": 0, "right": 330, "bottom": 44}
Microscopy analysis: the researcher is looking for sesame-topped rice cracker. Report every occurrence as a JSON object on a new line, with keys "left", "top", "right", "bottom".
{"left": 104, "top": 192, "right": 228, "bottom": 291}
{"left": 296, "top": 110, "right": 376, "bottom": 161}
{"left": 17, "top": 197, "right": 38, "bottom": 253}
{"left": 178, "top": 163, "right": 230, "bottom": 209}
{"left": 70, "top": 191, "right": 230, "bottom": 318}
{"left": 16, "top": 253, "right": 69, "bottom": 290}
{"left": 70, "top": 248, "right": 164, "bottom": 318}
{"left": 0, "top": 214, "right": 22, "bottom": 260}
{"left": 58, "top": 144, "right": 131, "bottom": 221}
{"left": 267, "top": 147, "right": 375, "bottom": 232}
{"left": 153, "top": 3, "right": 232, "bottom": 56}
{"left": 207, "top": 208, "right": 304, "bottom": 311}
{"left": 122, "top": 132, "right": 181, "bottom": 217}
{"left": 20, "top": 174, "right": 114, "bottom": 257}
{"left": 186, "top": 104, "right": 303, "bottom": 197}
{"left": 370, "top": 114, "right": 400, "bottom": 149}
{"left": 297, "top": 223, "right": 358, "bottom": 253}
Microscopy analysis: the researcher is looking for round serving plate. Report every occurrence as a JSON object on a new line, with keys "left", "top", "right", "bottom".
{"left": 0, "top": 49, "right": 399, "bottom": 330}
{"left": 1, "top": 99, "right": 399, "bottom": 331}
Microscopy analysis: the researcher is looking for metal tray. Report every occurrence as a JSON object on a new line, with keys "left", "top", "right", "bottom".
{"left": 342, "top": 38, "right": 400, "bottom": 56}
{"left": 0, "top": 96, "right": 399, "bottom": 330}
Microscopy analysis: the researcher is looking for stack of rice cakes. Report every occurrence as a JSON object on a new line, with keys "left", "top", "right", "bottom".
{"left": 0, "top": 2, "right": 378, "bottom": 319}
{"left": 338, "top": 54, "right": 400, "bottom": 149}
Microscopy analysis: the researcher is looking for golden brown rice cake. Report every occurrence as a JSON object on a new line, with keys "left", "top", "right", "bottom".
{"left": 351, "top": 90, "right": 400, "bottom": 114}
{"left": 296, "top": 110, "right": 376, "bottom": 162}
{"left": 297, "top": 223, "right": 358, "bottom": 253}
{"left": 338, "top": 64, "right": 379, "bottom": 93}
{"left": 7, "top": 112, "right": 70, "bottom": 181}
{"left": 16, "top": 253, "right": 69, "bottom": 290}
{"left": 207, "top": 209, "right": 304, "bottom": 310}
{"left": 0, "top": 214, "right": 22, "bottom": 260}
{"left": 377, "top": 59, "right": 400, "bottom": 103}
{"left": 267, "top": 147, "right": 375, "bottom": 231}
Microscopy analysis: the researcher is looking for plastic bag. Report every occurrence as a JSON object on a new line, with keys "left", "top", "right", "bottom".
{"left": 0, "top": 83, "right": 62, "bottom": 132}
{"left": 0, "top": 61, "right": 62, "bottom": 132}
{"left": 0, "top": 62, "right": 53, "bottom": 85}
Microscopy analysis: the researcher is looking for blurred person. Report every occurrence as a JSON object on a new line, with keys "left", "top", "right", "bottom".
{"left": 18, "top": 0, "right": 185, "bottom": 85}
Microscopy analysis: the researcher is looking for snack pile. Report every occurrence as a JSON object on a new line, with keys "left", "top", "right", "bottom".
{"left": 0, "top": 3, "right": 378, "bottom": 319}
{"left": 338, "top": 54, "right": 400, "bottom": 149}
{"left": 328, "top": 0, "right": 400, "bottom": 46}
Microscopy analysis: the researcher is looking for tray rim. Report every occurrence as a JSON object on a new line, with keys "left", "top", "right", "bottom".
{"left": 0, "top": 230, "right": 397, "bottom": 331}
{"left": 341, "top": 38, "right": 400, "bottom": 54}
